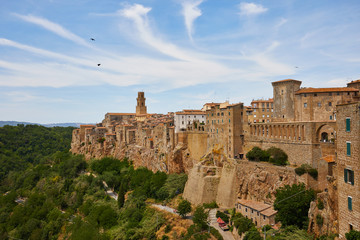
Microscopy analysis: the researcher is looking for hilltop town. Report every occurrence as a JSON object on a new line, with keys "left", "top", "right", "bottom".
{"left": 71, "top": 79, "right": 360, "bottom": 238}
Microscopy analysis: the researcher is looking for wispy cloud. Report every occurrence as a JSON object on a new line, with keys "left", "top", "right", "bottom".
{"left": 4, "top": 91, "right": 67, "bottom": 103}
{"left": 180, "top": 0, "right": 204, "bottom": 42}
{"left": 238, "top": 2, "right": 268, "bottom": 16}
{"left": 13, "top": 13, "right": 93, "bottom": 48}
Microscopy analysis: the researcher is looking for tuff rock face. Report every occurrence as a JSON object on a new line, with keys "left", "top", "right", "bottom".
{"left": 308, "top": 176, "right": 338, "bottom": 237}
{"left": 71, "top": 140, "right": 194, "bottom": 174}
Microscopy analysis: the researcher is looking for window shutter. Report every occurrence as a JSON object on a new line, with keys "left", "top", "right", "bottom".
{"left": 348, "top": 197, "right": 352, "bottom": 211}
{"left": 347, "top": 142, "right": 351, "bottom": 156}
{"left": 350, "top": 170, "right": 354, "bottom": 186}
{"left": 346, "top": 118, "right": 350, "bottom": 132}
{"left": 344, "top": 169, "right": 348, "bottom": 183}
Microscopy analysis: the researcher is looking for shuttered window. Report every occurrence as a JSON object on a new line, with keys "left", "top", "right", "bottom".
{"left": 348, "top": 197, "right": 352, "bottom": 211}
{"left": 346, "top": 118, "right": 351, "bottom": 132}
{"left": 347, "top": 142, "right": 351, "bottom": 156}
{"left": 344, "top": 169, "right": 355, "bottom": 185}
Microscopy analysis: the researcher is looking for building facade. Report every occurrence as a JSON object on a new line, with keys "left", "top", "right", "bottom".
{"left": 250, "top": 98, "right": 274, "bottom": 123}
{"left": 206, "top": 101, "right": 244, "bottom": 159}
{"left": 174, "top": 109, "right": 206, "bottom": 133}
{"left": 336, "top": 102, "right": 360, "bottom": 238}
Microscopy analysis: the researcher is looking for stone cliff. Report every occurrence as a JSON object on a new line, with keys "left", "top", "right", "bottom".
{"left": 183, "top": 158, "right": 299, "bottom": 208}
{"left": 308, "top": 176, "right": 338, "bottom": 237}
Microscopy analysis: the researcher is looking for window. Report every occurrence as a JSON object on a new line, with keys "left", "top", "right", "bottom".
{"left": 262, "top": 103, "right": 265, "bottom": 108}
{"left": 329, "top": 92, "right": 332, "bottom": 96}
{"left": 346, "top": 118, "right": 351, "bottom": 132}
{"left": 348, "top": 196, "right": 352, "bottom": 211}
{"left": 329, "top": 102, "right": 332, "bottom": 106}
{"left": 267, "top": 115, "right": 269, "bottom": 118}
{"left": 344, "top": 169, "right": 354, "bottom": 185}
{"left": 314, "top": 93, "right": 317, "bottom": 96}
{"left": 347, "top": 142, "right": 351, "bottom": 156}
{"left": 229, "top": 112, "right": 231, "bottom": 116}
{"left": 330, "top": 115, "right": 333, "bottom": 120}
{"left": 254, "top": 109, "right": 256, "bottom": 112}
{"left": 254, "top": 115, "right": 257, "bottom": 118}
{"left": 221, "top": 112, "right": 224, "bottom": 116}
{"left": 337, "top": 92, "right": 340, "bottom": 96}
{"left": 217, "top": 113, "right": 220, "bottom": 116}
{"left": 318, "top": 102, "right": 321, "bottom": 107}
{"left": 304, "top": 103, "right": 307, "bottom": 108}
{"left": 262, "top": 109, "right": 265, "bottom": 112}
{"left": 262, "top": 115, "right": 265, "bottom": 118}
{"left": 267, "top": 103, "right": 269, "bottom": 108}
{"left": 304, "top": 94, "right": 307, "bottom": 97}
{"left": 229, "top": 119, "right": 231, "bottom": 123}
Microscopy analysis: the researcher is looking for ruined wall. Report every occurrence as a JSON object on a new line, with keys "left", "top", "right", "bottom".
{"left": 187, "top": 132, "right": 208, "bottom": 161}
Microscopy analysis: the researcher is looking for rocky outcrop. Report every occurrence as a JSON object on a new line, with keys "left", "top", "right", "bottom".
{"left": 183, "top": 158, "right": 299, "bottom": 208}
{"left": 308, "top": 176, "right": 338, "bottom": 237}
{"left": 71, "top": 139, "right": 195, "bottom": 174}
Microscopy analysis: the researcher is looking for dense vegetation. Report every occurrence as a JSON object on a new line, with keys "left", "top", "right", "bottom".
{"left": 0, "top": 125, "right": 190, "bottom": 239}
{"left": 246, "top": 146, "right": 288, "bottom": 166}
{"left": 274, "top": 183, "right": 315, "bottom": 229}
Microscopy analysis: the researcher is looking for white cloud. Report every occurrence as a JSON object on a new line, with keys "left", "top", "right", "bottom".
{"left": 180, "top": 0, "right": 204, "bottom": 42}
{"left": 13, "top": 13, "right": 93, "bottom": 48}
{"left": 239, "top": 2, "right": 268, "bottom": 16}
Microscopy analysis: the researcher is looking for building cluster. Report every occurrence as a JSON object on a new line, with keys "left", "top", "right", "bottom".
{"left": 71, "top": 79, "right": 360, "bottom": 238}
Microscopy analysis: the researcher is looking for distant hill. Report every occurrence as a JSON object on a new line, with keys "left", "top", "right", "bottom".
{"left": 0, "top": 121, "right": 94, "bottom": 128}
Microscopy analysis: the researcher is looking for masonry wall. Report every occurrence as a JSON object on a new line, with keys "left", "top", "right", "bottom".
{"left": 336, "top": 102, "right": 360, "bottom": 239}
{"left": 187, "top": 132, "right": 208, "bottom": 161}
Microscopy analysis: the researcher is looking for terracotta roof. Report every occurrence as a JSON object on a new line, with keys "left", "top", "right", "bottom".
{"left": 80, "top": 124, "right": 96, "bottom": 127}
{"left": 106, "top": 113, "right": 135, "bottom": 116}
{"left": 348, "top": 79, "right": 360, "bottom": 84}
{"left": 272, "top": 79, "right": 301, "bottom": 84}
{"left": 295, "top": 87, "right": 359, "bottom": 94}
{"left": 322, "top": 155, "right": 335, "bottom": 163}
{"left": 176, "top": 111, "right": 205, "bottom": 115}
{"left": 251, "top": 98, "right": 273, "bottom": 103}
{"left": 261, "top": 208, "right": 278, "bottom": 217}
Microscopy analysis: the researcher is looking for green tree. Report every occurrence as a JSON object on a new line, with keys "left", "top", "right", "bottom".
{"left": 274, "top": 183, "right": 315, "bottom": 229}
{"left": 266, "top": 147, "right": 288, "bottom": 166}
{"left": 193, "top": 206, "right": 208, "bottom": 229}
{"left": 243, "top": 227, "right": 262, "bottom": 240}
{"left": 177, "top": 199, "right": 192, "bottom": 218}
{"left": 346, "top": 230, "right": 360, "bottom": 240}
{"left": 246, "top": 147, "right": 270, "bottom": 162}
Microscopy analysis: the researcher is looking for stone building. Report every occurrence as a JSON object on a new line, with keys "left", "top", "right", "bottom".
{"left": 174, "top": 109, "right": 206, "bottom": 133}
{"left": 336, "top": 102, "right": 360, "bottom": 238}
{"left": 206, "top": 101, "right": 244, "bottom": 159}
{"left": 250, "top": 98, "right": 273, "bottom": 123}
{"left": 235, "top": 199, "right": 277, "bottom": 227}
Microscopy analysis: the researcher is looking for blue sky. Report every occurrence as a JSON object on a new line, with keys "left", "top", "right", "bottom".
{"left": 0, "top": 0, "right": 359, "bottom": 124}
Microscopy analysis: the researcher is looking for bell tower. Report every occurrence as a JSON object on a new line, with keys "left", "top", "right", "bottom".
{"left": 136, "top": 92, "right": 147, "bottom": 116}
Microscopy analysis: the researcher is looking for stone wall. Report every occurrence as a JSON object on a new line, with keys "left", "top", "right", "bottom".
{"left": 183, "top": 160, "right": 299, "bottom": 208}
{"left": 187, "top": 132, "right": 208, "bottom": 161}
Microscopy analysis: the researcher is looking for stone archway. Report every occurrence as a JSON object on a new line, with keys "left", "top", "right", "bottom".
{"left": 316, "top": 124, "right": 336, "bottom": 143}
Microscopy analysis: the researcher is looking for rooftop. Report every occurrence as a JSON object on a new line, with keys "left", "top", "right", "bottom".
{"left": 272, "top": 79, "right": 302, "bottom": 84}
{"left": 295, "top": 87, "right": 359, "bottom": 94}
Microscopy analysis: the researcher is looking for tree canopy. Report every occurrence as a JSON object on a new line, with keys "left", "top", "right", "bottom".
{"left": 274, "top": 183, "right": 315, "bottom": 229}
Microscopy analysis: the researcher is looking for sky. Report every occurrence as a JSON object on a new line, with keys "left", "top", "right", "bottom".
{"left": 0, "top": 0, "right": 359, "bottom": 124}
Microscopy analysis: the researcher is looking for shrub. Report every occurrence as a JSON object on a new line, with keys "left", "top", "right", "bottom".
{"left": 295, "top": 166, "right": 306, "bottom": 176}
{"left": 308, "top": 168, "right": 318, "bottom": 180}
{"left": 210, "top": 227, "right": 223, "bottom": 240}
{"left": 317, "top": 199, "right": 324, "bottom": 210}
{"left": 246, "top": 147, "right": 270, "bottom": 162}
{"left": 267, "top": 147, "right": 288, "bottom": 166}
{"left": 177, "top": 200, "right": 192, "bottom": 218}
{"left": 316, "top": 214, "right": 323, "bottom": 226}
{"left": 161, "top": 235, "right": 169, "bottom": 240}
{"left": 346, "top": 230, "right": 360, "bottom": 240}
{"left": 203, "top": 201, "right": 219, "bottom": 209}
{"left": 216, "top": 211, "right": 229, "bottom": 224}
{"left": 164, "top": 224, "right": 172, "bottom": 233}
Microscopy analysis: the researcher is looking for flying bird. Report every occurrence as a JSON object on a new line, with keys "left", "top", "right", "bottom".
{"left": 295, "top": 66, "right": 299, "bottom": 68}
{"left": 97, "top": 64, "right": 101, "bottom": 66}
{"left": 90, "top": 38, "right": 95, "bottom": 41}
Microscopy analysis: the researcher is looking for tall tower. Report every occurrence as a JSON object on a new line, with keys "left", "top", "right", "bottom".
{"left": 136, "top": 92, "right": 147, "bottom": 116}
{"left": 272, "top": 79, "right": 302, "bottom": 122}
